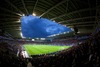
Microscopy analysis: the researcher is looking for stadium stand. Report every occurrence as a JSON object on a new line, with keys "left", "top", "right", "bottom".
{"left": 0, "top": 0, "right": 100, "bottom": 67}
{"left": 29, "top": 29, "right": 100, "bottom": 67}
{"left": 0, "top": 28, "right": 100, "bottom": 67}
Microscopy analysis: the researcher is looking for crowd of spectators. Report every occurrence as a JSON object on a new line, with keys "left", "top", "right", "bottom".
{"left": 0, "top": 28, "right": 100, "bottom": 67}
{"left": 29, "top": 30, "right": 100, "bottom": 67}
{"left": 51, "top": 38, "right": 78, "bottom": 46}
{"left": 0, "top": 42, "right": 27, "bottom": 67}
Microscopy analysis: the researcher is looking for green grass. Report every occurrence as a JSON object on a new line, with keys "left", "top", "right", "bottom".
{"left": 23, "top": 44, "right": 71, "bottom": 55}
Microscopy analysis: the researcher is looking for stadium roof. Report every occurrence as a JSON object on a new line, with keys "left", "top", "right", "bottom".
{"left": 0, "top": 0, "right": 100, "bottom": 38}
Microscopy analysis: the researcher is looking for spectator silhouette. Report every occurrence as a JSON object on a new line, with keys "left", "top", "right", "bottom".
{"left": 27, "top": 59, "right": 34, "bottom": 67}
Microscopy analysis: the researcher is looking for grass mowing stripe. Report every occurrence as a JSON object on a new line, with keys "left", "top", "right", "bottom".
{"left": 32, "top": 46, "right": 48, "bottom": 55}
{"left": 33, "top": 46, "right": 48, "bottom": 54}
{"left": 23, "top": 44, "right": 71, "bottom": 55}
{"left": 23, "top": 46, "right": 30, "bottom": 56}
{"left": 24, "top": 45, "right": 34, "bottom": 55}
{"left": 32, "top": 45, "right": 61, "bottom": 54}
{"left": 39, "top": 45, "right": 70, "bottom": 53}
{"left": 25, "top": 45, "right": 46, "bottom": 55}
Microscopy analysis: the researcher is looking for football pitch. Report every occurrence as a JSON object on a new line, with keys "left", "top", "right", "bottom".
{"left": 23, "top": 44, "right": 71, "bottom": 55}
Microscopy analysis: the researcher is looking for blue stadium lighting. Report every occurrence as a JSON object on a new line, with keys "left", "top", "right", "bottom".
{"left": 21, "top": 15, "right": 72, "bottom": 38}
